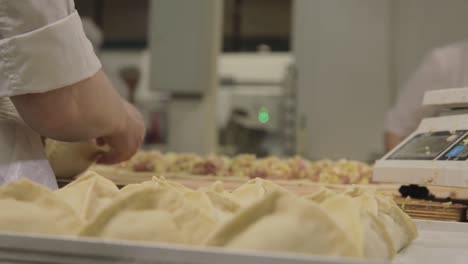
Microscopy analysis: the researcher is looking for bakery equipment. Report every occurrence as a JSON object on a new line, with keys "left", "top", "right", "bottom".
{"left": 373, "top": 87, "right": 468, "bottom": 222}
{"left": 220, "top": 86, "right": 284, "bottom": 156}
{"left": 218, "top": 53, "right": 293, "bottom": 156}
{"left": 374, "top": 87, "right": 468, "bottom": 188}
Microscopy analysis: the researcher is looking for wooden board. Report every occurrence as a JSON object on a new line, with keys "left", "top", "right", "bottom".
{"left": 394, "top": 197, "right": 467, "bottom": 222}
{"left": 86, "top": 165, "right": 468, "bottom": 198}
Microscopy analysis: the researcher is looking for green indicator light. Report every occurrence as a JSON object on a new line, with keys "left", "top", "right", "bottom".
{"left": 258, "top": 108, "right": 270, "bottom": 124}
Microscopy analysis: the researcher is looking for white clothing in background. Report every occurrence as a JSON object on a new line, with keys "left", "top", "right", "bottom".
{"left": 385, "top": 41, "right": 468, "bottom": 137}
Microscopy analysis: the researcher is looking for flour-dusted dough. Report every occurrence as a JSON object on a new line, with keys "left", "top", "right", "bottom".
{"left": 0, "top": 180, "right": 83, "bottom": 235}
{"left": 0, "top": 172, "right": 418, "bottom": 260}
{"left": 231, "top": 178, "right": 288, "bottom": 207}
{"left": 373, "top": 194, "right": 418, "bottom": 253}
{"left": 195, "top": 181, "right": 240, "bottom": 223}
{"left": 205, "top": 191, "right": 362, "bottom": 258}
{"left": 182, "top": 190, "right": 218, "bottom": 218}
{"left": 360, "top": 210, "right": 395, "bottom": 259}
{"left": 203, "top": 191, "right": 240, "bottom": 223}
{"left": 80, "top": 187, "right": 186, "bottom": 244}
{"left": 302, "top": 186, "right": 337, "bottom": 203}
{"left": 54, "top": 171, "right": 120, "bottom": 221}
{"left": 81, "top": 184, "right": 219, "bottom": 245}
{"left": 99, "top": 210, "right": 182, "bottom": 243}
{"left": 171, "top": 199, "right": 219, "bottom": 245}
{"left": 119, "top": 178, "right": 225, "bottom": 243}
{"left": 347, "top": 189, "right": 418, "bottom": 258}
{"left": 320, "top": 194, "right": 364, "bottom": 256}
{"left": 316, "top": 190, "right": 394, "bottom": 259}
{"left": 119, "top": 177, "right": 193, "bottom": 195}
{"left": 119, "top": 180, "right": 158, "bottom": 194}
{"left": 151, "top": 176, "right": 192, "bottom": 193}
{"left": 46, "top": 139, "right": 108, "bottom": 178}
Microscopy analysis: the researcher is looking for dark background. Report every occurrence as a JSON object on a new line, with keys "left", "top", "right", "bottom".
{"left": 75, "top": 0, "right": 292, "bottom": 51}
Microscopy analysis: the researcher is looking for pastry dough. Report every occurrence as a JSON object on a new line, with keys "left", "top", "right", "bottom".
{"left": 203, "top": 191, "right": 240, "bottom": 222}
{"left": 320, "top": 194, "right": 364, "bottom": 256}
{"left": 360, "top": 210, "right": 395, "bottom": 259}
{"left": 171, "top": 199, "right": 219, "bottom": 244}
{"left": 152, "top": 176, "right": 193, "bottom": 193}
{"left": 205, "top": 191, "right": 362, "bottom": 257}
{"left": 195, "top": 181, "right": 240, "bottom": 222}
{"left": 81, "top": 184, "right": 218, "bottom": 245}
{"left": 80, "top": 187, "right": 186, "bottom": 243}
{"left": 46, "top": 139, "right": 108, "bottom": 179}
{"left": 0, "top": 173, "right": 417, "bottom": 260}
{"left": 373, "top": 194, "right": 418, "bottom": 253}
{"left": 231, "top": 178, "right": 287, "bottom": 207}
{"left": 302, "top": 186, "right": 337, "bottom": 203}
{"left": 0, "top": 180, "right": 83, "bottom": 235}
{"left": 54, "top": 171, "right": 120, "bottom": 221}
{"left": 345, "top": 188, "right": 417, "bottom": 258}
{"left": 316, "top": 190, "right": 395, "bottom": 259}
{"left": 119, "top": 180, "right": 157, "bottom": 194}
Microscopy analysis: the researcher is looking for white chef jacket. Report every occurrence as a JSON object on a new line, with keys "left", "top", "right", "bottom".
{"left": 0, "top": 0, "right": 101, "bottom": 188}
{"left": 385, "top": 41, "right": 468, "bottom": 138}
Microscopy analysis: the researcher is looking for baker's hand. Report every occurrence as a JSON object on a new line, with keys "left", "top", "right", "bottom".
{"left": 96, "top": 101, "right": 145, "bottom": 164}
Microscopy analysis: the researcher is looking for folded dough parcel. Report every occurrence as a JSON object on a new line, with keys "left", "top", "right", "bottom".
{"left": 0, "top": 171, "right": 417, "bottom": 260}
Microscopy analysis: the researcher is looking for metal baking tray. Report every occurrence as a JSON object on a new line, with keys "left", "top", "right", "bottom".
{"left": 0, "top": 220, "right": 466, "bottom": 264}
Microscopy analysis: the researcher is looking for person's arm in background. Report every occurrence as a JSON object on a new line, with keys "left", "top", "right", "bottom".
{"left": 384, "top": 132, "right": 403, "bottom": 151}
{"left": 0, "top": 0, "right": 144, "bottom": 163}
{"left": 384, "top": 49, "right": 449, "bottom": 151}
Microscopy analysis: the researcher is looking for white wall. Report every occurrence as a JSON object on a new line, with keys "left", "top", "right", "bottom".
{"left": 294, "top": 0, "right": 391, "bottom": 161}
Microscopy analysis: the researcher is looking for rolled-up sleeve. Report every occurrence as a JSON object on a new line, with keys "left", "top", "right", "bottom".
{"left": 0, "top": 0, "right": 101, "bottom": 97}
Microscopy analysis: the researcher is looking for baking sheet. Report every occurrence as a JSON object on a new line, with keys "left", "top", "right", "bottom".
{"left": 0, "top": 220, "right": 466, "bottom": 264}
{"left": 0, "top": 234, "right": 377, "bottom": 264}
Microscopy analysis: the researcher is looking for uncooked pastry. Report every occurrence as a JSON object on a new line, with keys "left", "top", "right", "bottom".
{"left": 0, "top": 180, "right": 83, "bottom": 235}
{"left": 46, "top": 139, "right": 108, "bottom": 179}
{"left": 80, "top": 187, "right": 187, "bottom": 243}
{"left": 230, "top": 178, "right": 287, "bottom": 207}
{"left": 54, "top": 171, "right": 121, "bottom": 221}
{"left": 0, "top": 173, "right": 417, "bottom": 260}
{"left": 205, "top": 191, "right": 362, "bottom": 258}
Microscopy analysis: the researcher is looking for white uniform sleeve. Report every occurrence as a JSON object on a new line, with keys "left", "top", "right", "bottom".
{"left": 385, "top": 50, "right": 449, "bottom": 137}
{"left": 0, "top": 0, "right": 101, "bottom": 97}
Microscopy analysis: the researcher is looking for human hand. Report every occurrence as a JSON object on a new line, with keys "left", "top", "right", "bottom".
{"left": 96, "top": 101, "right": 145, "bottom": 164}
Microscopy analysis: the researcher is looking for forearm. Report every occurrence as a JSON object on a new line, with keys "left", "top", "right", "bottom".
{"left": 11, "top": 70, "right": 127, "bottom": 141}
{"left": 385, "top": 132, "right": 403, "bottom": 152}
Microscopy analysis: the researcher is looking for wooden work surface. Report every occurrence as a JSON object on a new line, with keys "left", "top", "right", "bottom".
{"left": 84, "top": 165, "right": 468, "bottom": 199}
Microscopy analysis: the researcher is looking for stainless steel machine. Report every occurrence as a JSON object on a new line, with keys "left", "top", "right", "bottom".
{"left": 218, "top": 53, "right": 293, "bottom": 157}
